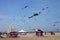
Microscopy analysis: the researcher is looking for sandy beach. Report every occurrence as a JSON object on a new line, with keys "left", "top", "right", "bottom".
{"left": 0, "top": 33, "right": 60, "bottom": 40}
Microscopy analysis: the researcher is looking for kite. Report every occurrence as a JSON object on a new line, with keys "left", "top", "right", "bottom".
{"left": 24, "top": 6, "right": 28, "bottom": 8}
{"left": 53, "top": 24, "right": 56, "bottom": 26}
{"left": 42, "top": 6, "right": 48, "bottom": 11}
{"left": 13, "top": 16, "right": 16, "bottom": 21}
{"left": 42, "top": 8, "right": 45, "bottom": 11}
{"left": 28, "top": 12, "right": 41, "bottom": 19}
{"left": 55, "top": 21, "right": 58, "bottom": 23}
{"left": 22, "top": 6, "right": 28, "bottom": 9}
{"left": 45, "top": 6, "right": 48, "bottom": 9}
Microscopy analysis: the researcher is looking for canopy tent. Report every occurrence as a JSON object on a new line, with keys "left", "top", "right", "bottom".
{"left": 18, "top": 29, "right": 26, "bottom": 32}
{"left": 18, "top": 29, "right": 27, "bottom": 35}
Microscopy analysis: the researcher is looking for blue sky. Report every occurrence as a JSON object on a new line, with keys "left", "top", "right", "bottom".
{"left": 0, "top": 0, "right": 60, "bottom": 32}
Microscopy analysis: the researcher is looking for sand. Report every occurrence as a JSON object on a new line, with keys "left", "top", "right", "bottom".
{"left": 0, "top": 33, "right": 60, "bottom": 40}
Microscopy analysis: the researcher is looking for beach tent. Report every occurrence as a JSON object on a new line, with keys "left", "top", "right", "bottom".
{"left": 36, "top": 29, "right": 43, "bottom": 36}
{"left": 9, "top": 32, "right": 18, "bottom": 38}
{"left": 18, "top": 29, "right": 27, "bottom": 35}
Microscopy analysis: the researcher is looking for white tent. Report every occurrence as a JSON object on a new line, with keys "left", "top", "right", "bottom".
{"left": 18, "top": 29, "right": 26, "bottom": 32}
{"left": 18, "top": 29, "right": 27, "bottom": 35}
